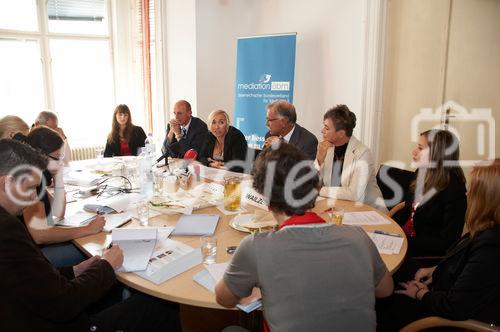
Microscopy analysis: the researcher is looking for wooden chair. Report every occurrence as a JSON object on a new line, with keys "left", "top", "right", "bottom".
{"left": 389, "top": 201, "right": 406, "bottom": 218}
{"left": 400, "top": 316, "right": 500, "bottom": 332}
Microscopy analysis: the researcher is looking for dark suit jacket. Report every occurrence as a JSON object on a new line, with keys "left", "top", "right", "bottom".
{"left": 0, "top": 206, "right": 116, "bottom": 331}
{"left": 199, "top": 126, "right": 248, "bottom": 173}
{"left": 421, "top": 227, "right": 500, "bottom": 324}
{"left": 393, "top": 172, "right": 467, "bottom": 257}
{"left": 265, "top": 123, "right": 318, "bottom": 160}
{"left": 162, "top": 116, "right": 208, "bottom": 159}
{"left": 104, "top": 125, "right": 147, "bottom": 157}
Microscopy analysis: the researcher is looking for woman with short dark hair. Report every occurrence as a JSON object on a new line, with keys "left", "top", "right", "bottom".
{"left": 104, "top": 104, "right": 147, "bottom": 157}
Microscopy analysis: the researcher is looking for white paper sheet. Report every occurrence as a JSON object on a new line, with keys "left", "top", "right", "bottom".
{"left": 342, "top": 211, "right": 391, "bottom": 225}
{"left": 366, "top": 232, "right": 404, "bottom": 254}
{"left": 192, "top": 262, "right": 262, "bottom": 313}
{"left": 198, "top": 165, "right": 242, "bottom": 182}
{"left": 215, "top": 204, "right": 247, "bottom": 216}
{"left": 113, "top": 228, "right": 157, "bottom": 272}
{"left": 103, "top": 213, "right": 132, "bottom": 232}
{"left": 206, "top": 262, "right": 229, "bottom": 282}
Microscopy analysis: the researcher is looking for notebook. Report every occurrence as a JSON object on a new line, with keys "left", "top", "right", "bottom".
{"left": 172, "top": 214, "right": 219, "bottom": 236}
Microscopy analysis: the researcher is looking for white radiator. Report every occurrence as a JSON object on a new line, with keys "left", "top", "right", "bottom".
{"left": 71, "top": 145, "right": 105, "bottom": 161}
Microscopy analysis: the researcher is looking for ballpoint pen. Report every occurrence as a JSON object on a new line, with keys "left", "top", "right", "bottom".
{"left": 374, "top": 230, "right": 403, "bottom": 237}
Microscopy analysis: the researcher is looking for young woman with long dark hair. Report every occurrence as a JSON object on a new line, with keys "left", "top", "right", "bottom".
{"left": 104, "top": 104, "right": 146, "bottom": 157}
{"left": 393, "top": 129, "right": 467, "bottom": 257}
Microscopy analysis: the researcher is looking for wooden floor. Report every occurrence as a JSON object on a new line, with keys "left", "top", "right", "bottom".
{"left": 180, "top": 304, "right": 263, "bottom": 332}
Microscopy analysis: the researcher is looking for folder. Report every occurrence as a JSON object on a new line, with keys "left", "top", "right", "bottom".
{"left": 172, "top": 214, "right": 219, "bottom": 236}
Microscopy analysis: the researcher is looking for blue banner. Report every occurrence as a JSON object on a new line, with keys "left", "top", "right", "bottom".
{"left": 234, "top": 33, "right": 296, "bottom": 149}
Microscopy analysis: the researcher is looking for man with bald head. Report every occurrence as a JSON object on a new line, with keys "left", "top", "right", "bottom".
{"left": 263, "top": 100, "right": 318, "bottom": 160}
{"left": 162, "top": 100, "right": 208, "bottom": 158}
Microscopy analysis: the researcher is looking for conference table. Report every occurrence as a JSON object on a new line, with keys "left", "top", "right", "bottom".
{"left": 71, "top": 164, "right": 407, "bottom": 310}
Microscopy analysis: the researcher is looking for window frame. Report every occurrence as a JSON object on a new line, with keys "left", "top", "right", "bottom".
{"left": 0, "top": 0, "right": 116, "bottom": 114}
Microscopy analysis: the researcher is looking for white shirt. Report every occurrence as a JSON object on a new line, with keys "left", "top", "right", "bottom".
{"left": 281, "top": 125, "right": 296, "bottom": 143}
{"left": 181, "top": 117, "right": 192, "bottom": 134}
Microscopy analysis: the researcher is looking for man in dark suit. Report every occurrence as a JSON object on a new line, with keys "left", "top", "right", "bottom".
{"left": 0, "top": 139, "right": 180, "bottom": 331}
{"left": 162, "top": 100, "right": 208, "bottom": 158}
{"left": 263, "top": 100, "right": 318, "bottom": 160}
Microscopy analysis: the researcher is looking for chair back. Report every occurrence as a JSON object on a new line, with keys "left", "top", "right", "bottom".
{"left": 376, "top": 165, "right": 414, "bottom": 211}
{"left": 401, "top": 316, "right": 500, "bottom": 332}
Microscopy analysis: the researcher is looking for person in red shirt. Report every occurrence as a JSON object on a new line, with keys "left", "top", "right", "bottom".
{"left": 104, "top": 104, "right": 146, "bottom": 157}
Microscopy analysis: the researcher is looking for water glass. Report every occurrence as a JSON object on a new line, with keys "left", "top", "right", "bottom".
{"left": 153, "top": 172, "right": 163, "bottom": 196}
{"left": 136, "top": 201, "right": 149, "bottom": 226}
{"left": 163, "top": 174, "right": 178, "bottom": 194}
{"left": 200, "top": 235, "right": 217, "bottom": 265}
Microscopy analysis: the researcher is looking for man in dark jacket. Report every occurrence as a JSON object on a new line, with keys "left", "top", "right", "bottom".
{"left": 162, "top": 100, "right": 208, "bottom": 158}
{"left": 0, "top": 139, "right": 180, "bottom": 332}
{"left": 263, "top": 100, "right": 318, "bottom": 160}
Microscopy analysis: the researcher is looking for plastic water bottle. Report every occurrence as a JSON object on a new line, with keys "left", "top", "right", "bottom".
{"left": 145, "top": 133, "right": 155, "bottom": 156}
{"left": 139, "top": 148, "right": 154, "bottom": 199}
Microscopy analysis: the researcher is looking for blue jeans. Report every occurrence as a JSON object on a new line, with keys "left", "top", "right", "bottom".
{"left": 40, "top": 242, "right": 87, "bottom": 268}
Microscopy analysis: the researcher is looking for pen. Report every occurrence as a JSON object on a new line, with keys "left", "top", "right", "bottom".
{"left": 374, "top": 230, "right": 403, "bottom": 238}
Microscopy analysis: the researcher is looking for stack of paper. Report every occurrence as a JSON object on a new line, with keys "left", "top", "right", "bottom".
{"left": 193, "top": 262, "right": 262, "bottom": 313}
{"left": 54, "top": 211, "right": 96, "bottom": 227}
{"left": 64, "top": 171, "right": 103, "bottom": 187}
{"left": 112, "top": 228, "right": 157, "bottom": 272}
{"left": 136, "top": 238, "right": 202, "bottom": 284}
{"left": 342, "top": 211, "right": 391, "bottom": 225}
{"left": 366, "top": 232, "right": 404, "bottom": 254}
{"left": 149, "top": 186, "right": 221, "bottom": 216}
{"left": 198, "top": 165, "right": 242, "bottom": 182}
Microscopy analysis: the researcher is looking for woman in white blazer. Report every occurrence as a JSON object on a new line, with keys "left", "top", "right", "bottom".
{"left": 316, "top": 105, "right": 386, "bottom": 211}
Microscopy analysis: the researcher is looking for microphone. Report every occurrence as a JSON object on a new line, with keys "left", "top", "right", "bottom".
{"left": 156, "top": 144, "right": 175, "bottom": 163}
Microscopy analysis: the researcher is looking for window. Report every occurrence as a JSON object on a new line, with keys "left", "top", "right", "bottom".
{"left": 0, "top": 0, "right": 38, "bottom": 32}
{"left": 0, "top": 0, "right": 115, "bottom": 146}
{"left": 0, "top": 38, "right": 45, "bottom": 122}
{"left": 0, "top": 0, "right": 165, "bottom": 147}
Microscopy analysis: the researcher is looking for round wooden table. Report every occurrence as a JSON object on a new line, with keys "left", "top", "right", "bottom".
{"left": 73, "top": 196, "right": 407, "bottom": 309}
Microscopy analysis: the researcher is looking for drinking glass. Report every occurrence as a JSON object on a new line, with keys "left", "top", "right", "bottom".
{"left": 327, "top": 206, "right": 344, "bottom": 225}
{"left": 136, "top": 200, "right": 149, "bottom": 226}
{"left": 200, "top": 235, "right": 217, "bottom": 265}
{"left": 224, "top": 176, "right": 241, "bottom": 211}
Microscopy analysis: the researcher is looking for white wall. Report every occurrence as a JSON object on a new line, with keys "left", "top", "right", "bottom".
{"left": 166, "top": 0, "right": 370, "bottom": 142}
{"left": 164, "top": 0, "right": 198, "bottom": 115}
{"left": 380, "top": 0, "right": 500, "bottom": 172}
